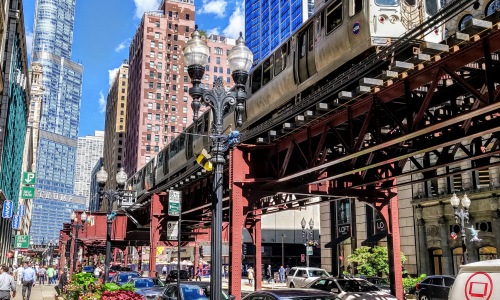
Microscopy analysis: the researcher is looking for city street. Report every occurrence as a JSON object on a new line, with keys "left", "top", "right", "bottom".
{"left": 12, "top": 284, "right": 58, "bottom": 300}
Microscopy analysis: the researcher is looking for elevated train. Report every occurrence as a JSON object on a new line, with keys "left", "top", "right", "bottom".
{"left": 127, "top": 0, "right": 497, "bottom": 199}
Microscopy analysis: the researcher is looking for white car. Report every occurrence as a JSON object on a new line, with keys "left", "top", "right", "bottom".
{"left": 306, "top": 277, "right": 398, "bottom": 300}
{"left": 286, "top": 267, "right": 330, "bottom": 288}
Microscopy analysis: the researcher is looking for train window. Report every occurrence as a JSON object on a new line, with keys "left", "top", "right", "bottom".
{"left": 375, "top": 0, "right": 399, "bottom": 7}
{"left": 404, "top": 0, "right": 416, "bottom": 5}
{"left": 251, "top": 66, "right": 262, "bottom": 93}
{"left": 425, "top": 0, "right": 440, "bottom": 16}
{"left": 299, "top": 32, "right": 307, "bottom": 58}
{"left": 262, "top": 57, "right": 273, "bottom": 86}
{"left": 158, "top": 151, "right": 164, "bottom": 167}
{"left": 459, "top": 14, "right": 473, "bottom": 31}
{"left": 308, "top": 26, "right": 314, "bottom": 51}
{"left": 326, "top": 0, "right": 343, "bottom": 35}
{"left": 350, "top": 0, "right": 363, "bottom": 16}
{"left": 274, "top": 44, "right": 288, "bottom": 76}
{"left": 486, "top": 0, "right": 500, "bottom": 16}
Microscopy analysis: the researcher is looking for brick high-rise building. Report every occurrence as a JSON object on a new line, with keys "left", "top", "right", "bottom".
{"left": 125, "top": 0, "right": 236, "bottom": 174}
{"left": 103, "top": 61, "right": 129, "bottom": 190}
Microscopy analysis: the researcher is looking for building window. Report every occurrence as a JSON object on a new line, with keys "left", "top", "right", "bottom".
{"left": 146, "top": 145, "right": 151, "bottom": 151}
{"left": 147, "top": 124, "right": 152, "bottom": 130}
{"left": 156, "top": 93, "right": 162, "bottom": 99}
{"left": 150, "top": 71, "right": 154, "bottom": 78}
{"left": 155, "top": 125, "right": 160, "bottom": 131}
{"left": 155, "top": 32, "right": 160, "bottom": 39}
{"left": 159, "top": 42, "right": 163, "bottom": 49}
{"left": 150, "top": 51, "right": 155, "bottom": 58}
{"left": 155, "top": 21, "right": 160, "bottom": 27}
{"left": 205, "top": 74, "right": 209, "bottom": 81}
{"left": 146, "top": 156, "right": 151, "bottom": 163}
{"left": 183, "top": 76, "right": 188, "bottom": 83}
{"left": 182, "top": 107, "right": 188, "bottom": 113}
{"left": 170, "top": 116, "right": 176, "bottom": 122}
{"left": 148, "top": 103, "right": 153, "bottom": 109}
{"left": 154, "top": 135, "right": 160, "bottom": 142}
{"left": 147, "top": 134, "right": 151, "bottom": 141}
{"left": 183, "top": 96, "right": 188, "bottom": 102}
{"left": 158, "top": 53, "right": 163, "bottom": 59}
{"left": 154, "top": 146, "right": 159, "bottom": 152}
{"left": 155, "top": 114, "right": 160, "bottom": 120}
{"left": 148, "top": 92, "right": 153, "bottom": 99}
{"left": 216, "top": 57, "right": 221, "bottom": 64}
{"left": 156, "top": 103, "right": 161, "bottom": 110}
{"left": 157, "top": 82, "right": 162, "bottom": 89}
{"left": 186, "top": 14, "right": 190, "bottom": 20}
{"left": 151, "top": 41, "right": 155, "bottom": 48}
{"left": 171, "top": 105, "right": 177, "bottom": 112}
{"left": 182, "top": 117, "right": 187, "bottom": 124}
{"left": 149, "top": 62, "right": 155, "bottom": 68}
{"left": 149, "top": 82, "right": 154, "bottom": 88}
{"left": 158, "top": 62, "right": 162, "bottom": 69}
{"left": 185, "top": 26, "right": 190, "bottom": 32}
{"left": 147, "top": 113, "right": 152, "bottom": 120}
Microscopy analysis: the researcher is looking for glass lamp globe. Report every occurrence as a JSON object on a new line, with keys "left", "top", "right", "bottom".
{"left": 450, "top": 193, "right": 460, "bottom": 207}
{"left": 301, "top": 217, "right": 306, "bottom": 229}
{"left": 461, "top": 193, "right": 471, "bottom": 209}
{"left": 228, "top": 32, "right": 253, "bottom": 73}
{"left": 116, "top": 167, "right": 128, "bottom": 186}
{"left": 96, "top": 166, "right": 108, "bottom": 185}
{"left": 183, "top": 29, "right": 209, "bottom": 67}
{"left": 309, "top": 218, "right": 314, "bottom": 230}
{"left": 70, "top": 211, "right": 76, "bottom": 221}
{"left": 81, "top": 211, "right": 87, "bottom": 222}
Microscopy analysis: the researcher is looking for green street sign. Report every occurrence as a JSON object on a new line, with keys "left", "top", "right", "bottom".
{"left": 168, "top": 190, "right": 181, "bottom": 216}
{"left": 306, "top": 246, "right": 313, "bottom": 255}
{"left": 22, "top": 172, "right": 36, "bottom": 185}
{"left": 14, "top": 235, "right": 30, "bottom": 249}
{"left": 21, "top": 186, "right": 35, "bottom": 199}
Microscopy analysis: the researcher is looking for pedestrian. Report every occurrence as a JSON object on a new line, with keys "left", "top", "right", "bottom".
{"left": 162, "top": 265, "right": 167, "bottom": 278}
{"left": 195, "top": 268, "right": 201, "bottom": 281}
{"left": 93, "top": 265, "right": 102, "bottom": 279}
{"left": 38, "top": 265, "right": 46, "bottom": 285}
{"left": 247, "top": 267, "right": 254, "bottom": 285}
{"left": 21, "top": 262, "right": 36, "bottom": 300}
{"left": 15, "top": 264, "right": 24, "bottom": 286}
{"left": 54, "top": 269, "right": 67, "bottom": 299}
{"left": 47, "top": 265, "right": 55, "bottom": 285}
{"left": 0, "top": 265, "right": 16, "bottom": 300}
{"left": 279, "top": 265, "right": 285, "bottom": 283}
{"left": 267, "top": 265, "right": 272, "bottom": 283}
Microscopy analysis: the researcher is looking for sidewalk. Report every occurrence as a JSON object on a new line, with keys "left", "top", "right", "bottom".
{"left": 13, "top": 283, "right": 57, "bottom": 300}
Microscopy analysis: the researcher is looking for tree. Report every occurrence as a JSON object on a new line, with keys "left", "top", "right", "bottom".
{"left": 347, "top": 246, "right": 406, "bottom": 276}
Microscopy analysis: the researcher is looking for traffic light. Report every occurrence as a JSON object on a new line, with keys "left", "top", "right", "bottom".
{"left": 242, "top": 243, "right": 247, "bottom": 255}
{"left": 196, "top": 149, "right": 213, "bottom": 171}
{"left": 199, "top": 246, "right": 204, "bottom": 257}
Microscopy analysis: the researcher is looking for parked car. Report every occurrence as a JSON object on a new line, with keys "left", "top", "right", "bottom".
{"left": 166, "top": 269, "right": 190, "bottom": 282}
{"left": 415, "top": 275, "right": 455, "bottom": 300}
{"left": 127, "top": 277, "right": 165, "bottom": 300}
{"left": 448, "top": 259, "right": 500, "bottom": 300}
{"left": 286, "top": 267, "right": 330, "bottom": 288}
{"left": 306, "top": 277, "right": 398, "bottom": 299}
{"left": 357, "top": 276, "right": 391, "bottom": 293}
{"left": 110, "top": 271, "right": 140, "bottom": 286}
{"left": 242, "top": 289, "right": 337, "bottom": 300}
{"left": 157, "top": 282, "right": 231, "bottom": 300}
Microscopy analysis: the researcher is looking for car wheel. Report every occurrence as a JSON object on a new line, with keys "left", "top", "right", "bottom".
{"left": 419, "top": 294, "right": 431, "bottom": 300}
{"left": 289, "top": 282, "right": 295, "bottom": 288}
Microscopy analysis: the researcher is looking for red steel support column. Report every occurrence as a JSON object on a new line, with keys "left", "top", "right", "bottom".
{"left": 150, "top": 194, "right": 162, "bottom": 276}
{"left": 124, "top": 246, "right": 129, "bottom": 267}
{"left": 228, "top": 148, "right": 249, "bottom": 297}
{"left": 253, "top": 217, "right": 262, "bottom": 291}
{"left": 379, "top": 189, "right": 403, "bottom": 299}
{"left": 194, "top": 240, "right": 199, "bottom": 277}
{"left": 138, "top": 246, "right": 143, "bottom": 273}
{"left": 69, "top": 227, "right": 75, "bottom": 275}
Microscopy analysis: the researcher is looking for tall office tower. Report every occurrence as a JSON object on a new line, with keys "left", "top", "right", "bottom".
{"left": 103, "top": 61, "right": 129, "bottom": 191}
{"left": 88, "top": 157, "right": 103, "bottom": 211}
{"left": 30, "top": 0, "right": 85, "bottom": 244}
{"left": 125, "top": 0, "right": 236, "bottom": 175}
{"left": 18, "top": 63, "right": 44, "bottom": 236}
{"left": 0, "top": 0, "right": 31, "bottom": 264}
{"left": 74, "top": 131, "right": 105, "bottom": 207}
{"left": 245, "top": 0, "right": 315, "bottom": 62}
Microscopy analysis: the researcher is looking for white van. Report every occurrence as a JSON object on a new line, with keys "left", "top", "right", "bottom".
{"left": 448, "top": 259, "right": 500, "bottom": 300}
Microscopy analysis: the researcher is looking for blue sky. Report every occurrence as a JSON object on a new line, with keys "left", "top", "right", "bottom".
{"left": 22, "top": 0, "right": 244, "bottom": 137}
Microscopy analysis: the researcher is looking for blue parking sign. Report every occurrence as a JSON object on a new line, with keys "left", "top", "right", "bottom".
{"left": 2, "top": 200, "right": 13, "bottom": 218}
{"left": 11, "top": 215, "right": 21, "bottom": 230}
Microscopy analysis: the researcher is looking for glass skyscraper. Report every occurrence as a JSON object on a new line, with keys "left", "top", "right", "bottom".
{"left": 30, "top": 0, "right": 85, "bottom": 244}
{"left": 245, "top": 0, "right": 315, "bottom": 63}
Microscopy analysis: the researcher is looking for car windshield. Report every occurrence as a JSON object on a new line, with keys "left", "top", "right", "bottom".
{"left": 182, "top": 285, "right": 209, "bottom": 300}
{"left": 337, "top": 279, "right": 380, "bottom": 292}
{"left": 199, "top": 285, "right": 229, "bottom": 299}
{"left": 134, "top": 278, "right": 155, "bottom": 288}
{"left": 308, "top": 270, "right": 329, "bottom": 277}
{"left": 119, "top": 273, "right": 139, "bottom": 282}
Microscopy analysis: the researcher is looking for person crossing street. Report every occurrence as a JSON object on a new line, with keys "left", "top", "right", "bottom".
{"left": 0, "top": 266, "right": 16, "bottom": 300}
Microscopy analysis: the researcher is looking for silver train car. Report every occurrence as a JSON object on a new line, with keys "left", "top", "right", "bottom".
{"left": 128, "top": 0, "right": 435, "bottom": 193}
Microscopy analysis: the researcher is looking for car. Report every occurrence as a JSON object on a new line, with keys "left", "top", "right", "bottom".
{"left": 357, "top": 276, "right": 391, "bottom": 293}
{"left": 286, "top": 267, "right": 330, "bottom": 288}
{"left": 166, "top": 269, "right": 190, "bottom": 282}
{"left": 448, "top": 259, "right": 500, "bottom": 300}
{"left": 127, "top": 277, "right": 165, "bottom": 300}
{"left": 110, "top": 271, "right": 140, "bottom": 286}
{"left": 306, "top": 277, "right": 398, "bottom": 300}
{"left": 242, "top": 289, "right": 337, "bottom": 300}
{"left": 415, "top": 275, "right": 455, "bottom": 300}
{"left": 157, "top": 282, "right": 232, "bottom": 300}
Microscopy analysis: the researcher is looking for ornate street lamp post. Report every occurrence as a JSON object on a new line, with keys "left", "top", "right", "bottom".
{"left": 301, "top": 217, "right": 314, "bottom": 268}
{"left": 184, "top": 28, "right": 253, "bottom": 300}
{"left": 70, "top": 210, "right": 87, "bottom": 274}
{"left": 450, "top": 193, "right": 471, "bottom": 264}
{"left": 96, "top": 166, "right": 128, "bottom": 282}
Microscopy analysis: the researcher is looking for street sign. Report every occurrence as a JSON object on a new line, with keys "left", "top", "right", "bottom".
{"left": 168, "top": 190, "right": 181, "bottom": 216}
{"left": 306, "top": 246, "right": 313, "bottom": 255}
{"left": 21, "top": 186, "right": 35, "bottom": 199}
{"left": 2, "top": 200, "right": 13, "bottom": 218}
{"left": 11, "top": 215, "right": 21, "bottom": 230}
{"left": 14, "top": 235, "right": 30, "bottom": 249}
{"left": 22, "top": 172, "right": 36, "bottom": 185}
{"left": 166, "top": 221, "right": 179, "bottom": 241}
{"left": 18, "top": 204, "right": 26, "bottom": 217}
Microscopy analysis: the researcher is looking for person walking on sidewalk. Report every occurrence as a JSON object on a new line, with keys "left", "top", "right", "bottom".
{"left": 247, "top": 267, "right": 254, "bottom": 285}
{"left": 54, "top": 270, "right": 67, "bottom": 299}
{"left": 279, "top": 266, "right": 285, "bottom": 283}
{"left": 37, "top": 266, "right": 46, "bottom": 285}
{"left": 15, "top": 265, "right": 24, "bottom": 286}
{"left": 267, "top": 265, "right": 273, "bottom": 283}
{"left": 47, "top": 266, "right": 55, "bottom": 285}
{"left": 21, "top": 262, "right": 36, "bottom": 300}
{"left": 0, "top": 266, "right": 16, "bottom": 300}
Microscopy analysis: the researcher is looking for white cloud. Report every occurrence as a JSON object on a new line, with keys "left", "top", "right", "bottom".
{"left": 198, "top": 0, "right": 228, "bottom": 18}
{"left": 133, "top": 0, "right": 162, "bottom": 19}
{"left": 115, "top": 39, "right": 131, "bottom": 52}
{"left": 108, "top": 67, "right": 119, "bottom": 86}
{"left": 25, "top": 31, "right": 33, "bottom": 59}
{"left": 98, "top": 91, "right": 106, "bottom": 114}
{"left": 207, "top": 27, "right": 221, "bottom": 36}
{"left": 222, "top": 2, "right": 245, "bottom": 39}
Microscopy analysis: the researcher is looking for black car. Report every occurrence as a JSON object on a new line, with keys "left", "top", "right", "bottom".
{"left": 242, "top": 289, "right": 337, "bottom": 300}
{"left": 358, "top": 276, "right": 391, "bottom": 293}
{"left": 415, "top": 275, "right": 455, "bottom": 300}
{"left": 166, "top": 269, "right": 190, "bottom": 282}
{"left": 158, "top": 282, "right": 231, "bottom": 300}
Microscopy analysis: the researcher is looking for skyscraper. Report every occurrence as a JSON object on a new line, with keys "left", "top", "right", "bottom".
{"left": 125, "top": 0, "right": 237, "bottom": 175}
{"left": 245, "top": 0, "right": 314, "bottom": 63}
{"left": 74, "top": 131, "right": 104, "bottom": 207}
{"left": 30, "top": 0, "right": 85, "bottom": 244}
